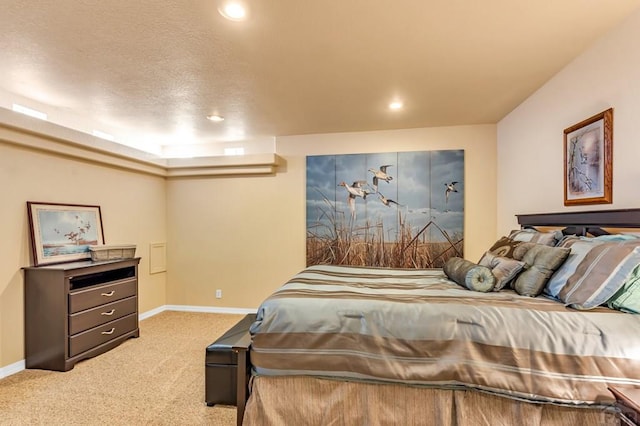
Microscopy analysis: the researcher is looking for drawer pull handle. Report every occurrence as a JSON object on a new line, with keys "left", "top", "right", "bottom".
{"left": 101, "top": 309, "right": 116, "bottom": 316}
{"left": 101, "top": 291, "right": 115, "bottom": 297}
{"left": 101, "top": 328, "right": 115, "bottom": 335}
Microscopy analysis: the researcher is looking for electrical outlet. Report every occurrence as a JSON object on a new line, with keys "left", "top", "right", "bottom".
{"left": 215, "top": 289, "right": 222, "bottom": 299}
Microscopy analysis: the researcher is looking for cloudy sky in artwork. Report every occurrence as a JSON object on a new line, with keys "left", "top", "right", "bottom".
{"left": 306, "top": 150, "right": 464, "bottom": 242}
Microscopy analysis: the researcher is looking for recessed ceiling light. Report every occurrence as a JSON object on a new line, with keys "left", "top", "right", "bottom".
{"left": 218, "top": 2, "right": 247, "bottom": 21}
{"left": 12, "top": 103, "right": 48, "bottom": 120}
{"left": 224, "top": 147, "right": 245, "bottom": 156}
{"left": 92, "top": 130, "right": 115, "bottom": 141}
{"left": 389, "top": 101, "right": 403, "bottom": 110}
{"left": 207, "top": 114, "right": 225, "bottom": 122}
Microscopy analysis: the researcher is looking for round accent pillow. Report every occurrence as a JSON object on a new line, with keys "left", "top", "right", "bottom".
{"left": 443, "top": 257, "right": 496, "bottom": 292}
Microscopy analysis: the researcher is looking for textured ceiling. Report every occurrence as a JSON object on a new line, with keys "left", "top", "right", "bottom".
{"left": 1, "top": 1, "right": 639, "bottom": 155}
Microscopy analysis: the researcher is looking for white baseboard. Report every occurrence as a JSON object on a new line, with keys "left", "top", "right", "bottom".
{"left": 162, "top": 304, "right": 257, "bottom": 315}
{"left": 0, "top": 304, "right": 257, "bottom": 379}
{"left": 0, "top": 360, "right": 25, "bottom": 379}
{"left": 139, "top": 305, "right": 167, "bottom": 320}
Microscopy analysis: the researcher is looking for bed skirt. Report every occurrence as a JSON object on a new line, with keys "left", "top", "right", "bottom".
{"left": 243, "top": 376, "right": 619, "bottom": 425}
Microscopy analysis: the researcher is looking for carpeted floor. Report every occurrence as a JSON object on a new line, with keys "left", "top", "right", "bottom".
{"left": 0, "top": 311, "right": 245, "bottom": 425}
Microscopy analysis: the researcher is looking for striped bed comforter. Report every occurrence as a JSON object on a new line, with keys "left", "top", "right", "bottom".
{"left": 249, "top": 265, "right": 640, "bottom": 406}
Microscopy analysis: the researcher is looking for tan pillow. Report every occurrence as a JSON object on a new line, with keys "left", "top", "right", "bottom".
{"left": 486, "top": 236, "right": 523, "bottom": 258}
{"left": 512, "top": 244, "right": 570, "bottom": 297}
{"left": 513, "top": 242, "right": 536, "bottom": 261}
{"left": 478, "top": 251, "right": 526, "bottom": 291}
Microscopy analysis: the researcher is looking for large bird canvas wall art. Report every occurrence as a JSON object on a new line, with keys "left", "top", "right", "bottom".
{"left": 306, "top": 150, "right": 464, "bottom": 268}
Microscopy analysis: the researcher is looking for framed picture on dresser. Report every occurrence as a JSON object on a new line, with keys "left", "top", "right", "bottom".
{"left": 27, "top": 202, "right": 105, "bottom": 266}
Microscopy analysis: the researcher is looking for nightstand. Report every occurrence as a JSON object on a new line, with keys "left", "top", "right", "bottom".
{"left": 609, "top": 386, "right": 640, "bottom": 425}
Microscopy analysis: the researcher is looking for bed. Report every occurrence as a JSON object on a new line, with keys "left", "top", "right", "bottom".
{"left": 243, "top": 209, "right": 640, "bottom": 425}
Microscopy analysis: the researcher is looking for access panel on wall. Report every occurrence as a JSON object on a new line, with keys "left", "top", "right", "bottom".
{"left": 306, "top": 150, "right": 464, "bottom": 268}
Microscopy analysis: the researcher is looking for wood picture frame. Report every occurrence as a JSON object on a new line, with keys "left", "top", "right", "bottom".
{"left": 27, "top": 202, "right": 105, "bottom": 266}
{"left": 563, "top": 108, "right": 613, "bottom": 206}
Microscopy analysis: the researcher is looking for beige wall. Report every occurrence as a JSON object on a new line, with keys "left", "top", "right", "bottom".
{"left": 0, "top": 142, "right": 167, "bottom": 370}
{"left": 166, "top": 124, "right": 497, "bottom": 310}
{"left": 497, "top": 9, "right": 640, "bottom": 235}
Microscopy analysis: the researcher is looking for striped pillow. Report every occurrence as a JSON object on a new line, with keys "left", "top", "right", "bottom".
{"left": 557, "top": 239, "right": 640, "bottom": 310}
{"left": 544, "top": 236, "right": 605, "bottom": 298}
{"left": 508, "top": 229, "right": 561, "bottom": 247}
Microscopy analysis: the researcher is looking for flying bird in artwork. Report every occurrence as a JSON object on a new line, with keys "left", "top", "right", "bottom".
{"left": 338, "top": 181, "right": 371, "bottom": 218}
{"left": 368, "top": 165, "right": 393, "bottom": 193}
{"left": 378, "top": 193, "right": 402, "bottom": 207}
{"left": 445, "top": 181, "right": 459, "bottom": 204}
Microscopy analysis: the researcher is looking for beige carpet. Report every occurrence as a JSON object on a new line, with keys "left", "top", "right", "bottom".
{"left": 0, "top": 311, "right": 245, "bottom": 425}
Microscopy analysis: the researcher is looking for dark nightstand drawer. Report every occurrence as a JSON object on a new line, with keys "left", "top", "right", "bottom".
{"left": 69, "top": 278, "right": 137, "bottom": 314}
{"left": 69, "top": 313, "right": 137, "bottom": 357}
{"left": 69, "top": 296, "right": 137, "bottom": 335}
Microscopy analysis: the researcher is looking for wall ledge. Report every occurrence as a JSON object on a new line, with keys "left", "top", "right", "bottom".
{"left": 0, "top": 109, "right": 280, "bottom": 177}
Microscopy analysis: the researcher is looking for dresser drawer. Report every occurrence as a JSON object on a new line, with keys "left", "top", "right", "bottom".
{"left": 69, "top": 313, "right": 137, "bottom": 357}
{"left": 69, "top": 278, "right": 137, "bottom": 314}
{"left": 68, "top": 296, "right": 137, "bottom": 335}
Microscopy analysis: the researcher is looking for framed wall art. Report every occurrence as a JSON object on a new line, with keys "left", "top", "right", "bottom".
{"left": 27, "top": 202, "right": 105, "bottom": 266}
{"left": 563, "top": 108, "right": 613, "bottom": 206}
{"left": 306, "top": 149, "right": 464, "bottom": 269}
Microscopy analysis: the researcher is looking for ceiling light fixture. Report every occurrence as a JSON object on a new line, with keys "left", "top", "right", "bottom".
{"left": 12, "top": 103, "right": 48, "bottom": 120}
{"left": 207, "top": 114, "right": 225, "bottom": 122}
{"left": 389, "top": 101, "right": 403, "bottom": 110}
{"left": 218, "top": 2, "right": 247, "bottom": 21}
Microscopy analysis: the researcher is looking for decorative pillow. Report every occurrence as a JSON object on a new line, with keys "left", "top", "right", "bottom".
{"left": 544, "top": 236, "right": 606, "bottom": 298}
{"left": 508, "top": 229, "right": 561, "bottom": 247}
{"left": 557, "top": 240, "right": 640, "bottom": 310}
{"left": 478, "top": 251, "right": 526, "bottom": 291}
{"left": 443, "top": 257, "right": 496, "bottom": 293}
{"left": 607, "top": 265, "right": 640, "bottom": 313}
{"left": 593, "top": 234, "right": 640, "bottom": 241}
{"left": 511, "top": 244, "right": 570, "bottom": 297}
{"left": 512, "top": 242, "right": 536, "bottom": 261}
{"left": 486, "top": 236, "right": 523, "bottom": 258}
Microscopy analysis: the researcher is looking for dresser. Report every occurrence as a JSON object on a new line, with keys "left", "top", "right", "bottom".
{"left": 24, "top": 258, "right": 140, "bottom": 371}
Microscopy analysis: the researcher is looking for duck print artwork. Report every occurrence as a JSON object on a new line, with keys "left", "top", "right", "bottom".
{"left": 306, "top": 150, "right": 464, "bottom": 268}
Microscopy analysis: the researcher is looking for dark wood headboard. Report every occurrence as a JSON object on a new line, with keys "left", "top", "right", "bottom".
{"left": 516, "top": 208, "right": 640, "bottom": 236}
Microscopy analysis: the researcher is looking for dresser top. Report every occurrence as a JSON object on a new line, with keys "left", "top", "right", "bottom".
{"left": 24, "top": 257, "right": 140, "bottom": 271}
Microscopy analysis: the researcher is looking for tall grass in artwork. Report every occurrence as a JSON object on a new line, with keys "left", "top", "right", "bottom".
{"left": 306, "top": 192, "right": 462, "bottom": 268}
{"left": 306, "top": 150, "right": 464, "bottom": 269}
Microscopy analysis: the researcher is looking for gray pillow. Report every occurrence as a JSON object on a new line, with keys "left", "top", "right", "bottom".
{"left": 512, "top": 244, "right": 570, "bottom": 297}
{"left": 444, "top": 257, "right": 496, "bottom": 293}
{"left": 478, "top": 251, "right": 526, "bottom": 291}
